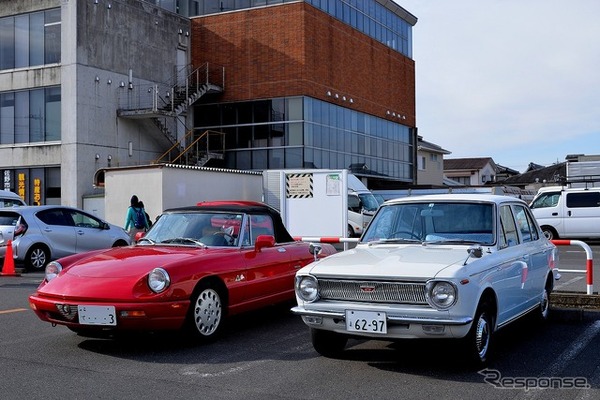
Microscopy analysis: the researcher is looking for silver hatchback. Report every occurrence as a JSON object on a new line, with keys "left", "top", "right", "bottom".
{"left": 0, "top": 206, "right": 131, "bottom": 271}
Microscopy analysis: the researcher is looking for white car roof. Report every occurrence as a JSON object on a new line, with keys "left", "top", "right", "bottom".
{"left": 383, "top": 193, "right": 527, "bottom": 206}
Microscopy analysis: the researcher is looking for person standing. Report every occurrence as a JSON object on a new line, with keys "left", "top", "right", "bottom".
{"left": 124, "top": 195, "right": 148, "bottom": 241}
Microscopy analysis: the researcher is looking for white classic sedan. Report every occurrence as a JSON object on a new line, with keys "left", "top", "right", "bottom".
{"left": 292, "top": 194, "right": 560, "bottom": 365}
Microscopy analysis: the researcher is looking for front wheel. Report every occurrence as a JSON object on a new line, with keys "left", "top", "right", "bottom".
{"left": 541, "top": 226, "right": 557, "bottom": 240}
{"left": 464, "top": 302, "right": 494, "bottom": 366}
{"left": 186, "top": 283, "right": 224, "bottom": 341}
{"left": 311, "top": 328, "right": 348, "bottom": 358}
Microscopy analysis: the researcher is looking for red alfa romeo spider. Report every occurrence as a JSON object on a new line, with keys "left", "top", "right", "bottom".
{"left": 29, "top": 201, "right": 336, "bottom": 340}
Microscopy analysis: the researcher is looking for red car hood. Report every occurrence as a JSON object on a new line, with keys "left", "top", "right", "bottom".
{"left": 36, "top": 246, "right": 211, "bottom": 301}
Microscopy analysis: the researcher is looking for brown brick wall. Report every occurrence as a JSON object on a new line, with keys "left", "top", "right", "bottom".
{"left": 191, "top": 3, "right": 415, "bottom": 127}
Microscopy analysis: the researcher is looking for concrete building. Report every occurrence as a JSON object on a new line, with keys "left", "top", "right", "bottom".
{"left": 416, "top": 136, "right": 451, "bottom": 187}
{"left": 0, "top": 0, "right": 418, "bottom": 213}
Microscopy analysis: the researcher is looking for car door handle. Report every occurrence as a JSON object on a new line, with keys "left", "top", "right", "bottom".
{"left": 76, "top": 230, "right": 85, "bottom": 235}
{"left": 551, "top": 212, "right": 558, "bottom": 216}
{"left": 568, "top": 211, "right": 572, "bottom": 217}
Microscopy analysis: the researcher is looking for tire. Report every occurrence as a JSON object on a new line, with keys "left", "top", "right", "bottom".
{"left": 347, "top": 225, "right": 354, "bottom": 238}
{"left": 464, "top": 301, "right": 494, "bottom": 366}
{"left": 537, "top": 281, "right": 551, "bottom": 321}
{"left": 186, "top": 282, "right": 225, "bottom": 341}
{"left": 541, "top": 227, "right": 557, "bottom": 240}
{"left": 310, "top": 328, "right": 348, "bottom": 358}
{"left": 25, "top": 245, "right": 50, "bottom": 271}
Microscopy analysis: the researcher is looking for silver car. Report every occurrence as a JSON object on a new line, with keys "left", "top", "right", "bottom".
{"left": 0, "top": 206, "right": 130, "bottom": 271}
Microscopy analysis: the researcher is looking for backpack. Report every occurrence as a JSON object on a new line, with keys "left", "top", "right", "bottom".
{"left": 133, "top": 207, "right": 146, "bottom": 229}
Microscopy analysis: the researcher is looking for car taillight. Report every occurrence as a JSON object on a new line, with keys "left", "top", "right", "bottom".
{"left": 13, "top": 221, "right": 28, "bottom": 237}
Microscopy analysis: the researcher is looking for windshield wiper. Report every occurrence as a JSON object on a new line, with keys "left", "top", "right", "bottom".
{"left": 425, "top": 238, "right": 479, "bottom": 245}
{"left": 369, "top": 238, "right": 422, "bottom": 245}
{"left": 137, "top": 237, "right": 155, "bottom": 245}
{"left": 160, "top": 237, "right": 207, "bottom": 247}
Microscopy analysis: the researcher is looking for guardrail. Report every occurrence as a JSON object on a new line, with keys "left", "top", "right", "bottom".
{"left": 293, "top": 236, "right": 360, "bottom": 244}
{"left": 551, "top": 239, "right": 594, "bottom": 295}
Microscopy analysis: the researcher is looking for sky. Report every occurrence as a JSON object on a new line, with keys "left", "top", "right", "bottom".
{"left": 395, "top": 0, "right": 600, "bottom": 172}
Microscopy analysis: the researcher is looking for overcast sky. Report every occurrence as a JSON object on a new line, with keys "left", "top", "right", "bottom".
{"left": 396, "top": 0, "right": 600, "bottom": 172}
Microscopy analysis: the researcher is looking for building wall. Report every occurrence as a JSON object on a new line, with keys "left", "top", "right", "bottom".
{"left": 417, "top": 150, "right": 444, "bottom": 186}
{"left": 190, "top": 2, "right": 416, "bottom": 127}
{"left": 0, "top": 0, "right": 189, "bottom": 207}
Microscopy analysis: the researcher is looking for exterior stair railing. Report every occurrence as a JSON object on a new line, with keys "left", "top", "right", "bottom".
{"left": 154, "top": 130, "right": 226, "bottom": 166}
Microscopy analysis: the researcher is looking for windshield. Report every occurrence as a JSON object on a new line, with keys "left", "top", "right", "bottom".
{"left": 358, "top": 193, "right": 380, "bottom": 212}
{"left": 142, "top": 211, "right": 246, "bottom": 247}
{"left": 361, "top": 202, "right": 495, "bottom": 245}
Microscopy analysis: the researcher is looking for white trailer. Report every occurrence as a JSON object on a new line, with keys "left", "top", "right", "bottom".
{"left": 94, "top": 164, "right": 263, "bottom": 227}
{"left": 263, "top": 169, "right": 350, "bottom": 242}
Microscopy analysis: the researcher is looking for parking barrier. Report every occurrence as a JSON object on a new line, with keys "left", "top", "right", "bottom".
{"left": 551, "top": 239, "right": 594, "bottom": 295}
{"left": 294, "top": 236, "right": 360, "bottom": 244}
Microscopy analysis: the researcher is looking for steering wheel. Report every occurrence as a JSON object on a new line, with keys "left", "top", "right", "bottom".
{"left": 213, "top": 226, "right": 235, "bottom": 245}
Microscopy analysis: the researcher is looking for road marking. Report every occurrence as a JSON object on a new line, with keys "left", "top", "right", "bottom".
{"left": 554, "top": 276, "right": 585, "bottom": 290}
{"left": 0, "top": 308, "right": 28, "bottom": 315}
{"left": 514, "top": 320, "right": 600, "bottom": 400}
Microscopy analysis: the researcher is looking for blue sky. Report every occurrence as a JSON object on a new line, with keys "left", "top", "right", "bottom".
{"left": 396, "top": 0, "right": 600, "bottom": 172}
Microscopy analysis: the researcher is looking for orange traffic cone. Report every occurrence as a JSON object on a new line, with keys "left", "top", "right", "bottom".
{"left": 1, "top": 240, "right": 20, "bottom": 277}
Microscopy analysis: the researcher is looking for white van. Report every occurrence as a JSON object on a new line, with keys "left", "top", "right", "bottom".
{"left": 0, "top": 190, "right": 26, "bottom": 207}
{"left": 347, "top": 175, "right": 379, "bottom": 237}
{"left": 530, "top": 186, "right": 600, "bottom": 239}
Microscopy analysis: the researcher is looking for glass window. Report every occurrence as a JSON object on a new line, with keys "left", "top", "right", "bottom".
{"left": 566, "top": 192, "right": 600, "bottom": 208}
{"left": 14, "top": 15, "right": 29, "bottom": 68}
{"left": 0, "top": 93, "right": 15, "bottom": 144}
{"left": 44, "top": 9, "right": 61, "bottom": 64}
{"left": 530, "top": 192, "right": 560, "bottom": 209}
{"left": 499, "top": 205, "right": 519, "bottom": 248}
{"left": 45, "top": 87, "right": 61, "bottom": 141}
{"left": 513, "top": 205, "right": 538, "bottom": 243}
{"left": 285, "top": 147, "right": 302, "bottom": 168}
{"left": 0, "top": 17, "right": 15, "bottom": 70}
{"left": 29, "top": 12, "right": 45, "bottom": 66}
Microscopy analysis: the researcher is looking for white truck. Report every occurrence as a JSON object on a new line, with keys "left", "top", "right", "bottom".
{"left": 346, "top": 174, "right": 379, "bottom": 237}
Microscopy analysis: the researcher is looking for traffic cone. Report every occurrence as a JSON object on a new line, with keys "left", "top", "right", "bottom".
{"left": 1, "top": 240, "right": 21, "bottom": 277}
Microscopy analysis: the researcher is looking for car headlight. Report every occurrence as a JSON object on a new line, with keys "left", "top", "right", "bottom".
{"left": 296, "top": 275, "right": 319, "bottom": 303}
{"left": 45, "top": 261, "right": 63, "bottom": 282}
{"left": 425, "top": 280, "right": 457, "bottom": 310}
{"left": 148, "top": 268, "right": 170, "bottom": 293}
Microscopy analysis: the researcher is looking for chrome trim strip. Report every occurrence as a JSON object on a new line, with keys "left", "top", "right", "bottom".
{"left": 290, "top": 306, "right": 472, "bottom": 326}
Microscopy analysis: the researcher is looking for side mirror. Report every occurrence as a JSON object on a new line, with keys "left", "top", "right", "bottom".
{"left": 309, "top": 243, "right": 323, "bottom": 262}
{"left": 134, "top": 231, "right": 145, "bottom": 243}
{"left": 255, "top": 234, "right": 275, "bottom": 251}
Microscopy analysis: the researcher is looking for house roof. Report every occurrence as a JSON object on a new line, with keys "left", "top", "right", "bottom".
{"left": 417, "top": 137, "right": 451, "bottom": 155}
{"left": 444, "top": 157, "right": 496, "bottom": 171}
{"left": 501, "top": 162, "right": 566, "bottom": 185}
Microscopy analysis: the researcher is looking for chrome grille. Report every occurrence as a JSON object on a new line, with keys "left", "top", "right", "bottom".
{"left": 318, "top": 279, "right": 427, "bottom": 304}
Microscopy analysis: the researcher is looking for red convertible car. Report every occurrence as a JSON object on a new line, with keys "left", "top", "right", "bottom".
{"left": 29, "top": 201, "right": 336, "bottom": 340}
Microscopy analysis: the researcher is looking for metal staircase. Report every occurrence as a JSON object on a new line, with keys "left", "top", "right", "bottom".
{"left": 117, "top": 63, "right": 224, "bottom": 158}
{"left": 154, "top": 130, "right": 226, "bottom": 167}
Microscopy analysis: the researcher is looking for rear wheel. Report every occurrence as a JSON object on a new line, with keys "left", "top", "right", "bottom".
{"left": 347, "top": 225, "right": 354, "bottom": 238}
{"left": 25, "top": 245, "right": 50, "bottom": 271}
{"left": 311, "top": 328, "right": 348, "bottom": 358}
{"left": 186, "top": 282, "right": 225, "bottom": 341}
{"left": 537, "top": 279, "right": 552, "bottom": 321}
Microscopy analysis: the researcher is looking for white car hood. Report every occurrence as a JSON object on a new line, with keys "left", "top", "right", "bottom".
{"left": 305, "top": 244, "right": 469, "bottom": 280}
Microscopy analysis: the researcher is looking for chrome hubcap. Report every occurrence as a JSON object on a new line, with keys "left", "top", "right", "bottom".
{"left": 193, "top": 288, "right": 222, "bottom": 336}
{"left": 475, "top": 314, "right": 490, "bottom": 359}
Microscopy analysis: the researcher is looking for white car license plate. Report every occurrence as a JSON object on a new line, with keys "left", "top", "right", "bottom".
{"left": 78, "top": 305, "right": 117, "bottom": 326}
{"left": 346, "top": 310, "right": 387, "bottom": 334}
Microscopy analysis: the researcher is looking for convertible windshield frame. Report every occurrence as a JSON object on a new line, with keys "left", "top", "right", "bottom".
{"left": 142, "top": 210, "right": 249, "bottom": 248}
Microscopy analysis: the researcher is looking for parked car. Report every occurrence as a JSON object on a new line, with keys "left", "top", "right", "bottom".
{"left": 29, "top": 201, "right": 337, "bottom": 340}
{"left": 292, "top": 194, "right": 560, "bottom": 365}
{"left": 0, "top": 206, "right": 130, "bottom": 271}
{"left": 530, "top": 185, "right": 600, "bottom": 239}
{"left": 0, "top": 189, "right": 26, "bottom": 207}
